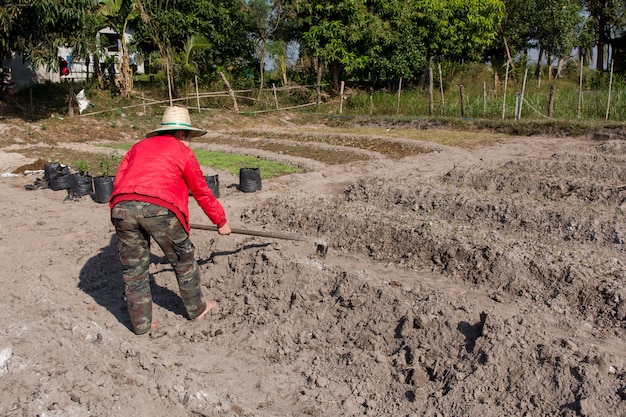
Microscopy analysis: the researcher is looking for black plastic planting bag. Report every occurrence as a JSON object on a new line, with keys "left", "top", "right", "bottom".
{"left": 239, "top": 168, "right": 261, "bottom": 193}
{"left": 44, "top": 162, "right": 70, "bottom": 180}
{"left": 205, "top": 174, "right": 220, "bottom": 198}
{"left": 49, "top": 173, "right": 72, "bottom": 191}
{"left": 69, "top": 173, "right": 93, "bottom": 198}
{"left": 44, "top": 162, "right": 71, "bottom": 190}
{"left": 93, "top": 176, "right": 114, "bottom": 203}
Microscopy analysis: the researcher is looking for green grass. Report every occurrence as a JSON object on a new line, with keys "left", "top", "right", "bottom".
{"left": 106, "top": 143, "right": 302, "bottom": 179}
{"left": 339, "top": 66, "right": 626, "bottom": 123}
{"left": 193, "top": 149, "right": 301, "bottom": 178}
{"left": 3, "top": 60, "right": 625, "bottom": 126}
{"left": 342, "top": 82, "right": 623, "bottom": 121}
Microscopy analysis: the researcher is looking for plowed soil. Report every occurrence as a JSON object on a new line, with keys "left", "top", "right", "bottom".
{"left": 0, "top": 114, "right": 624, "bottom": 417}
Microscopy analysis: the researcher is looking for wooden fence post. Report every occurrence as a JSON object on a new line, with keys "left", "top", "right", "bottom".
{"left": 548, "top": 84, "right": 555, "bottom": 118}
{"left": 438, "top": 64, "right": 444, "bottom": 114}
{"left": 483, "top": 81, "right": 487, "bottom": 118}
{"left": 518, "top": 68, "right": 528, "bottom": 120}
{"left": 219, "top": 71, "right": 239, "bottom": 113}
{"left": 195, "top": 75, "right": 201, "bottom": 113}
{"left": 577, "top": 56, "right": 583, "bottom": 119}
{"left": 429, "top": 67, "right": 434, "bottom": 116}
{"left": 606, "top": 59, "right": 614, "bottom": 121}
{"left": 340, "top": 81, "right": 345, "bottom": 114}
{"left": 396, "top": 77, "right": 402, "bottom": 114}
{"left": 459, "top": 84, "right": 466, "bottom": 118}
{"left": 166, "top": 58, "right": 173, "bottom": 106}
{"left": 273, "top": 83, "right": 279, "bottom": 110}
{"left": 369, "top": 87, "right": 373, "bottom": 116}
{"left": 502, "top": 60, "right": 509, "bottom": 120}
{"left": 316, "top": 63, "right": 322, "bottom": 107}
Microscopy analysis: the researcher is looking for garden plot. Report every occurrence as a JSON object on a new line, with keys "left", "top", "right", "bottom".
{"left": 0, "top": 122, "right": 624, "bottom": 417}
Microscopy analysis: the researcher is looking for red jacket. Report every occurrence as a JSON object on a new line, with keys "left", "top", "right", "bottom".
{"left": 109, "top": 134, "right": 227, "bottom": 233}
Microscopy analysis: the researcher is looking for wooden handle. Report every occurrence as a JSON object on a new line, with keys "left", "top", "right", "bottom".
{"left": 190, "top": 223, "right": 317, "bottom": 243}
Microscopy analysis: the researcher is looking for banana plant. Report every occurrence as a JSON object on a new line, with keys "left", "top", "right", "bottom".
{"left": 99, "top": 0, "right": 141, "bottom": 97}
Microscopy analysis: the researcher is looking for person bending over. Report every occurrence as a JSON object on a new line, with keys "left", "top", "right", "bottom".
{"left": 109, "top": 106, "right": 231, "bottom": 335}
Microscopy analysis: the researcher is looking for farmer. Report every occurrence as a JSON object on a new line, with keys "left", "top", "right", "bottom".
{"left": 109, "top": 106, "right": 231, "bottom": 335}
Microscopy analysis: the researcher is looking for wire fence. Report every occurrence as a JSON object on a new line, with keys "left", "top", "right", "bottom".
{"left": 78, "top": 63, "right": 623, "bottom": 123}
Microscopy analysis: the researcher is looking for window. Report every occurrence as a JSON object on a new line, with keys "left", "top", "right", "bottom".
{"left": 100, "top": 33, "right": 120, "bottom": 53}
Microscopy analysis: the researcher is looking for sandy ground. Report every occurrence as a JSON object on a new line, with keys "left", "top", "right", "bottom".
{"left": 0, "top": 119, "right": 625, "bottom": 417}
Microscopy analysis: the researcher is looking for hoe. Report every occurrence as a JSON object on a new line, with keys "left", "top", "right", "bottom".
{"left": 190, "top": 223, "right": 329, "bottom": 259}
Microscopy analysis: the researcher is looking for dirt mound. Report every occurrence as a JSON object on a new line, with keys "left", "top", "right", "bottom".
{"left": 0, "top": 126, "right": 624, "bottom": 416}
{"left": 240, "top": 138, "right": 626, "bottom": 415}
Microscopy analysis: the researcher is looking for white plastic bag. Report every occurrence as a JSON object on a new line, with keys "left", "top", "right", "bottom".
{"left": 76, "top": 89, "right": 89, "bottom": 114}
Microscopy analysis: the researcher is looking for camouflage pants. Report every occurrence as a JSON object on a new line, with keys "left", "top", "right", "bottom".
{"left": 111, "top": 201, "right": 207, "bottom": 335}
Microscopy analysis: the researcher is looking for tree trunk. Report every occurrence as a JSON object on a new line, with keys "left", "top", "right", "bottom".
{"left": 546, "top": 53, "right": 552, "bottom": 80}
{"left": 555, "top": 58, "right": 565, "bottom": 78}
{"left": 316, "top": 60, "right": 322, "bottom": 106}
{"left": 596, "top": 15, "right": 607, "bottom": 71}
{"left": 418, "top": 67, "right": 427, "bottom": 89}
{"left": 280, "top": 55, "right": 288, "bottom": 86}
{"left": 119, "top": 28, "right": 133, "bottom": 97}
{"left": 330, "top": 61, "right": 341, "bottom": 92}
{"left": 534, "top": 46, "right": 544, "bottom": 79}
{"left": 94, "top": 55, "right": 105, "bottom": 90}
{"left": 258, "top": 45, "right": 266, "bottom": 99}
{"left": 503, "top": 35, "right": 514, "bottom": 71}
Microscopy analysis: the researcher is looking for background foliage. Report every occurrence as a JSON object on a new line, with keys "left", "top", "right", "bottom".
{"left": 0, "top": 0, "right": 625, "bottom": 121}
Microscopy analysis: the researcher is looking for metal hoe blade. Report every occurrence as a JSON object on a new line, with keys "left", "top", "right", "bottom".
{"left": 190, "top": 223, "right": 328, "bottom": 259}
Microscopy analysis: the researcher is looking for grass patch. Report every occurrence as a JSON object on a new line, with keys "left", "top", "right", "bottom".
{"left": 193, "top": 149, "right": 301, "bottom": 178}
{"left": 106, "top": 143, "right": 302, "bottom": 179}
{"left": 10, "top": 143, "right": 301, "bottom": 180}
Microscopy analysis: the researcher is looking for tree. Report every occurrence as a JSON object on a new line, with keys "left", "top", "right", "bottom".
{"left": 134, "top": 0, "right": 254, "bottom": 85}
{"left": 531, "top": 0, "right": 583, "bottom": 78}
{"left": 422, "top": 0, "right": 505, "bottom": 64}
{"left": 99, "top": 0, "right": 141, "bottom": 97}
{"left": 246, "top": 0, "right": 283, "bottom": 93}
{"left": 174, "top": 35, "right": 210, "bottom": 97}
{"left": 282, "top": 0, "right": 504, "bottom": 90}
{"left": 365, "top": 0, "right": 428, "bottom": 83}
{"left": 285, "top": 0, "right": 386, "bottom": 91}
{"left": 267, "top": 39, "right": 289, "bottom": 85}
{"left": 583, "top": 0, "right": 626, "bottom": 71}
{"left": 499, "top": 0, "right": 537, "bottom": 59}
{"left": 0, "top": 0, "right": 99, "bottom": 69}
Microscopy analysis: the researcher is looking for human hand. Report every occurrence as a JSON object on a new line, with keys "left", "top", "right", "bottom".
{"left": 218, "top": 222, "right": 231, "bottom": 235}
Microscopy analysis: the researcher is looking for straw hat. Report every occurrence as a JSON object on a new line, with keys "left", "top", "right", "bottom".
{"left": 146, "top": 106, "right": 207, "bottom": 138}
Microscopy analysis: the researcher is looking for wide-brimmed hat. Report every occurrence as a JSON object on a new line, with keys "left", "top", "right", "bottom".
{"left": 146, "top": 106, "right": 207, "bottom": 138}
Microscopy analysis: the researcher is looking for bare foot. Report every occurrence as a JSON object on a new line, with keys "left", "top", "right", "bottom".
{"left": 193, "top": 300, "right": 217, "bottom": 321}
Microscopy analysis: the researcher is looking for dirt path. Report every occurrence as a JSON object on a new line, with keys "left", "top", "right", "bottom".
{"left": 0, "top": 123, "right": 624, "bottom": 417}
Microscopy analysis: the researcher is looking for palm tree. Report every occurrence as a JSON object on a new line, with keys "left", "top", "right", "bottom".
{"left": 174, "top": 35, "right": 211, "bottom": 99}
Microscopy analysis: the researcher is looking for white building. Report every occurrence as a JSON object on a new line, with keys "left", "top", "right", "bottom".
{"left": 2, "top": 27, "right": 144, "bottom": 90}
